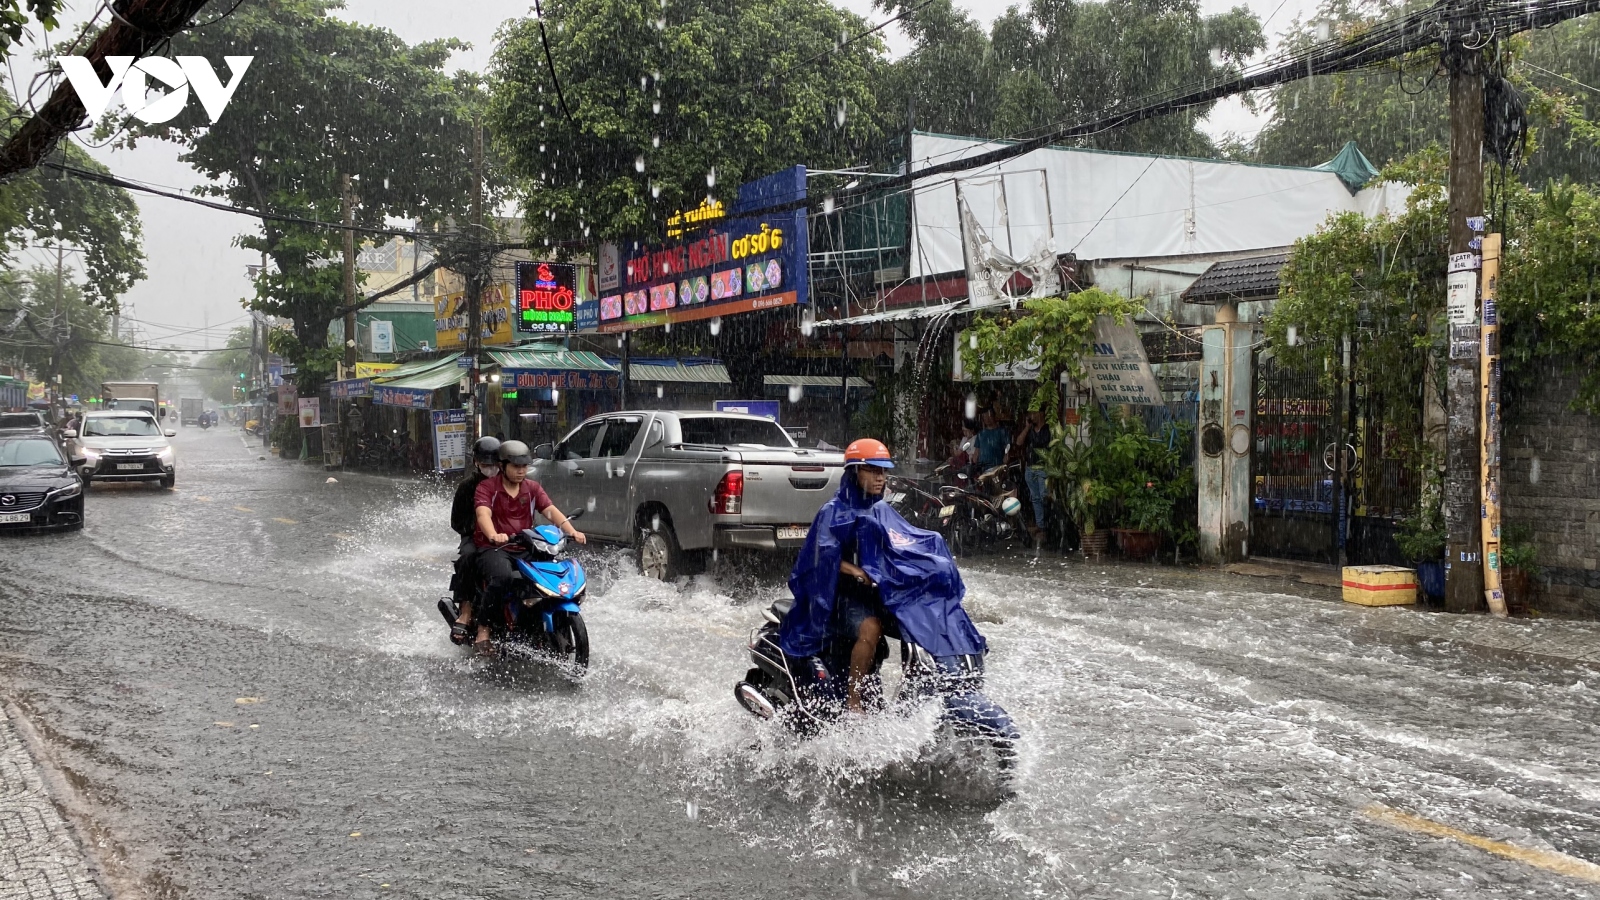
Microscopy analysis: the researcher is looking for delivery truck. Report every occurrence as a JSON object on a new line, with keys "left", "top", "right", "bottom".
{"left": 101, "top": 382, "right": 163, "bottom": 420}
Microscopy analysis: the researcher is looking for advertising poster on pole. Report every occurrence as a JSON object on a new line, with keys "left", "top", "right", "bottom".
{"left": 432, "top": 409, "right": 468, "bottom": 473}
{"left": 297, "top": 397, "right": 321, "bottom": 428}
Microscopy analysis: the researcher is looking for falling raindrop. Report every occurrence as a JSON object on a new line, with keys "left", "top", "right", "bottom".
{"left": 652, "top": 135, "right": 660, "bottom": 148}
{"left": 540, "top": 144, "right": 546, "bottom": 153}
{"left": 1209, "top": 47, "right": 1226, "bottom": 67}
{"left": 652, "top": 70, "right": 660, "bottom": 82}
{"left": 709, "top": 317, "right": 721, "bottom": 336}
{"left": 635, "top": 156, "right": 646, "bottom": 173}
{"left": 788, "top": 384, "right": 804, "bottom": 403}
{"left": 653, "top": 100, "right": 661, "bottom": 114}
{"left": 686, "top": 800, "right": 699, "bottom": 821}
{"left": 969, "top": 333, "right": 978, "bottom": 349}
{"left": 664, "top": 321, "right": 672, "bottom": 333}
{"left": 706, "top": 167, "right": 717, "bottom": 188}
{"left": 836, "top": 101, "right": 847, "bottom": 128}
{"left": 656, "top": 385, "right": 664, "bottom": 399}
{"left": 822, "top": 195, "right": 835, "bottom": 215}
{"left": 586, "top": 496, "right": 597, "bottom": 512}
{"left": 382, "top": 176, "right": 389, "bottom": 189}
{"left": 965, "top": 393, "right": 978, "bottom": 420}
{"left": 655, "top": 17, "right": 666, "bottom": 29}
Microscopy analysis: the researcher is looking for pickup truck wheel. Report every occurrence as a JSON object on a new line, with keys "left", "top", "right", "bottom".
{"left": 637, "top": 524, "right": 681, "bottom": 581}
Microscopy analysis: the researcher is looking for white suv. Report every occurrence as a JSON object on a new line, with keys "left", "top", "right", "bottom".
{"left": 72, "top": 411, "right": 177, "bottom": 489}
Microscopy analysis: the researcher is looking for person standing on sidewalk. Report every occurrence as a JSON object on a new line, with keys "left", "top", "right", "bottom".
{"left": 1016, "top": 408, "right": 1052, "bottom": 540}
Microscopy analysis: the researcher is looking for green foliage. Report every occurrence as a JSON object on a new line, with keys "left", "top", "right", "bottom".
{"left": 958, "top": 287, "right": 1140, "bottom": 414}
{"left": 0, "top": 265, "right": 163, "bottom": 398}
{"left": 1395, "top": 509, "right": 1446, "bottom": 561}
{"left": 1038, "top": 410, "right": 1192, "bottom": 538}
{"left": 1500, "top": 523, "right": 1539, "bottom": 573}
{"left": 0, "top": 0, "right": 58, "bottom": 58}
{"left": 124, "top": 0, "right": 487, "bottom": 391}
{"left": 879, "top": 0, "right": 1263, "bottom": 156}
{"left": 200, "top": 326, "right": 257, "bottom": 403}
{"left": 490, "top": 0, "right": 884, "bottom": 246}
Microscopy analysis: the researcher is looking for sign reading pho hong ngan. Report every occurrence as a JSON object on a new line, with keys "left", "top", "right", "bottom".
{"left": 599, "top": 166, "right": 809, "bottom": 333}
{"left": 1086, "top": 317, "right": 1163, "bottom": 406}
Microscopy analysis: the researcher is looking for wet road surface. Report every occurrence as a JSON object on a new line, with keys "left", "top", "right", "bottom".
{"left": 2, "top": 425, "right": 1598, "bottom": 898}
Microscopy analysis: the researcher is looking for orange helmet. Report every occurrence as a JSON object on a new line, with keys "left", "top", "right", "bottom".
{"left": 843, "top": 438, "right": 894, "bottom": 468}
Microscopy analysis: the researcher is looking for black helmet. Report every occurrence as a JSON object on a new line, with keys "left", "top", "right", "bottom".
{"left": 473, "top": 436, "right": 502, "bottom": 465}
{"left": 498, "top": 439, "right": 534, "bottom": 466}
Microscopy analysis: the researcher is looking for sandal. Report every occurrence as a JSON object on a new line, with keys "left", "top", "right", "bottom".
{"left": 473, "top": 637, "right": 495, "bottom": 657}
{"left": 450, "top": 623, "right": 471, "bottom": 646}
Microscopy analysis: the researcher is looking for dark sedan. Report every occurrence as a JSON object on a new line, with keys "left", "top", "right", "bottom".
{"left": 0, "top": 434, "right": 85, "bottom": 532}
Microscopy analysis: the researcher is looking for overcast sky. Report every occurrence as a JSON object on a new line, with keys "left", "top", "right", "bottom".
{"left": 7, "top": 0, "right": 1317, "bottom": 351}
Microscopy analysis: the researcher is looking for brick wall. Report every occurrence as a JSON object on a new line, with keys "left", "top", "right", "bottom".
{"left": 1503, "top": 362, "right": 1600, "bottom": 619}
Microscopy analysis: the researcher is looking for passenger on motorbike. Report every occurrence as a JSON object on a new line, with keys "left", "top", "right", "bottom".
{"left": 781, "top": 438, "right": 898, "bottom": 713}
{"left": 448, "top": 436, "right": 502, "bottom": 646}
{"left": 471, "top": 440, "right": 586, "bottom": 653}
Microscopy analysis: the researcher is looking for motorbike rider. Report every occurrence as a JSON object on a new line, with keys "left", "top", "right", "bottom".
{"left": 781, "top": 438, "right": 899, "bottom": 713}
{"left": 471, "top": 439, "right": 586, "bottom": 653}
{"left": 447, "top": 436, "right": 502, "bottom": 645}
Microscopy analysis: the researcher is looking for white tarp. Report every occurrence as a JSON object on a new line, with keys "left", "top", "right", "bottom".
{"left": 910, "top": 133, "right": 1408, "bottom": 278}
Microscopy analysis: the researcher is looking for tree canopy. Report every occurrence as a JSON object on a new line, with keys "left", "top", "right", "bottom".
{"left": 122, "top": 0, "right": 486, "bottom": 390}
{"left": 489, "top": 0, "right": 886, "bottom": 246}
{"left": 0, "top": 264, "right": 166, "bottom": 398}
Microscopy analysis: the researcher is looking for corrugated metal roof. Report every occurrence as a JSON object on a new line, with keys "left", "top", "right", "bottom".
{"left": 487, "top": 347, "right": 617, "bottom": 372}
{"left": 765, "top": 374, "right": 871, "bottom": 389}
{"left": 628, "top": 361, "right": 731, "bottom": 384}
{"left": 1180, "top": 253, "right": 1289, "bottom": 305}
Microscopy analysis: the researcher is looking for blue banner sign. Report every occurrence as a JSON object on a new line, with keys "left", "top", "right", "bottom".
{"left": 329, "top": 378, "right": 371, "bottom": 399}
{"left": 714, "top": 399, "right": 781, "bottom": 421}
{"left": 504, "top": 369, "right": 621, "bottom": 391}
{"left": 372, "top": 385, "right": 433, "bottom": 409}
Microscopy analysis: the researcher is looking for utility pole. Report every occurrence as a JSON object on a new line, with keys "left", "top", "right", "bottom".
{"left": 342, "top": 174, "right": 358, "bottom": 374}
{"left": 467, "top": 120, "right": 485, "bottom": 442}
{"left": 1443, "top": 32, "right": 1485, "bottom": 614}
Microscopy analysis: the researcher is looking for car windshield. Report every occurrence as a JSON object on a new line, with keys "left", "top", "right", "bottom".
{"left": 0, "top": 413, "right": 44, "bottom": 429}
{"left": 678, "top": 417, "right": 793, "bottom": 447}
{"left": 82, "top": 416, "right": 160, "bottom": 437}
{"left": 0, "top": 437, "right": 63, "bottom": 467}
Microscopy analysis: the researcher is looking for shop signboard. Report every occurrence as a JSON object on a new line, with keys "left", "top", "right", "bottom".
{"left": 371, "top": 385, "right": 433, "bottom": 409}
{"left": 598, "top": 243, "right": 621, "bottom": 291}
{"left": 598, "top": 166, "right": 809, "bottom": 333}
{"left": 434, "top": 284, "right": 514, "bottom": 350}
{"left": 354, "top": 361, "right": 398, "bottom": 379}
{"left": 1086, "top": 317, "right": 1163, "bottom": 406}
{"left": 298, "top": 397, "right": 322, "bottom": 428}
{"left": 329, "top": 378, "right": 371, "bottom": 399}
{"left": 267, "top": 356, "right": 283, "bottom": 387}
{"left": 503, "top": 369, "right": 620, "bottom": 391}
{"left": 431, "top": 409, "right": 469, "bottom": 472}
{"left": 714, "top": 399, "right": 781, "bottom": 421}
{"left": 515, "top": 262, "right": 577, "bottom": 334}
{"left": 369, "top": 320, "right": 394, "bottom": 354}
{"left": 573, "top": 297, "right": 599, "bottom": 332}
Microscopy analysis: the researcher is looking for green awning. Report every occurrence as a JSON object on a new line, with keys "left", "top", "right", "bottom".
{"left": 372, "top": 352, "right": 463, "bottom": 382}
{"left": 486, "top": 347, "right": 617, "bottom": 373}
{"left": 629, "top": 361, "right": 731, "bottom": 384}
{"left": 380, "top": 365, "right": 465, "bottom": 392}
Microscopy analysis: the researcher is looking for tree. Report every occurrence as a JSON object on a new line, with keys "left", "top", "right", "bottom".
{"left": 877, "top": 0, "right": 1263, "bottom": 157}
{"left": 958, "top": 287, "right": 1141, "bottom": 413}
{"left": 0, "top": 263, "right": 162, "bottom": 398}
{"left": 121, "top": 0, "right": 485, "bottom": 391}
{"left": 199, "top": 325, "right": 255, "bottom": 403}
{"left": 489, "top": 0, "right": 886, "bottom": 246}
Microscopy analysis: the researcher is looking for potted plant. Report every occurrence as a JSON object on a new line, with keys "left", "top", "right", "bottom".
{"left": 1499, "top": 524, "right": 1539, "bottom": 615}
{"left": 1041, "top": 431, "right": 1111, "bottom": 559}
{"left": 1105, "top": 415, "right": 1187, "bottom": 560}
{"left": 1395, "top": 510, "right": 1447, "bottom": 601}
{"left": 1115, "top": 481, "right": 1170, "bottom": 560}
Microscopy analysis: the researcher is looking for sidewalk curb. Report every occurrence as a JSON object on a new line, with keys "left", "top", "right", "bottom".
{"left": 0, "top": 701, "right": 113, "bottom": 900}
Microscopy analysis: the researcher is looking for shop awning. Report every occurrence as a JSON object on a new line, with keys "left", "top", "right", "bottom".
{"left": 621, "top": 359, "right": 731, "bottom": 384}
{"left": 765, "top": 374, "right": 870, "bottom": 389}
{"left": 379, "top": 364, "right": 465, "bottom": 392}
{"left": 368, "top": 353, "right": 464, "bottom": 407}
{"left": 371, "top": 352, "right": 462, "bottom": 381}
{"left": 486, "top": 346, "right": 617, "bottom": 372}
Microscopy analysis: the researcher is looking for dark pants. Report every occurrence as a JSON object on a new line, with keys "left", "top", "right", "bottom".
{"left": 452, "top": 535, "right": 480, "bottom": 607}
{"left": 474, "top": 548, "right": 520, "bottom": 625}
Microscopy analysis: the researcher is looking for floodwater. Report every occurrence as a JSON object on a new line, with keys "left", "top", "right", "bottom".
{"left": 2, "top": 426, "right": 1598, "bottom": 898}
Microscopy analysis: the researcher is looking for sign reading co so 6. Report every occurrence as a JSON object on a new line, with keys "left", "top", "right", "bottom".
{"left": 58, "top": 56, "right": 252, "bottom": 124}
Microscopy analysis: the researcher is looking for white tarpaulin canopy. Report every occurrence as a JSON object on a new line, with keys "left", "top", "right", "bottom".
{"left": 908, "top": 133, "right": 1409, "bottom": 279}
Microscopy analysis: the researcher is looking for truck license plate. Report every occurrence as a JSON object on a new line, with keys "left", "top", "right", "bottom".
{"left": 777, "top": 525, "right": 808, "bottom": 541}
{"left": 117, "top": 463, "right": 144, "bottom": 471}
{"left": 0, "top": 513, "right": 30, "bottom": 524}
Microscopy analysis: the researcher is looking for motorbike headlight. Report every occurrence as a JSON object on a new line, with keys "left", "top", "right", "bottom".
{"left": 50, "top": 483, "right": 81, "bottom": 500}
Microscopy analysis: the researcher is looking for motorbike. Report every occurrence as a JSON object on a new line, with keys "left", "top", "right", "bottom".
{"left": 436, "top": 514, "right": 591, "bottom": 674}
{"left": 244, "top": 418, "right": 262, "bottom": 436}
{"left": 885, "top": 473, "right": 956, "bottom": 539}
{"left": 734, "top": 596, "right": 1020, "bottom": 780}
{"left": 934, "top": 462, "right": 1028, "bottom": 554}
{"left": 198, "top": 413, "right": 212, "bottom": 430}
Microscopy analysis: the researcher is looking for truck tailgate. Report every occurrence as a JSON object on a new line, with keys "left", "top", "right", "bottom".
{"left": 732, "top": 449, "right": 844, "bottom": 530}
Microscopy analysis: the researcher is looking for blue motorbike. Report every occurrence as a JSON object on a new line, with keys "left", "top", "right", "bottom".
{"left": 735, "top": 596, "right": 1020, "bottom": 778}
{"left": 437, "top": 520, "right": 590, "bottom": 674}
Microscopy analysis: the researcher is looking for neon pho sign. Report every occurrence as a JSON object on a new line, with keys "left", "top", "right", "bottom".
{"left": 516, "top": 262, "right": 576, "bottom": 334}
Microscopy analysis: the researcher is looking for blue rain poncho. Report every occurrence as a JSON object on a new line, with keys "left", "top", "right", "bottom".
{"left": 779, "top": 472, "right": 987, "bottom": 659}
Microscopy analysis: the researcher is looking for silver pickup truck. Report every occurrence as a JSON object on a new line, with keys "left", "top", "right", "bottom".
{"left": 530, "top": 411, "right": 844, "bottom": 579}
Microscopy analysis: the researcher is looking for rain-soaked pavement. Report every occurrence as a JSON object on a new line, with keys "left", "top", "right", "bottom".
{"left": 2, "top": 425, "right": 1599, "bottom": 899}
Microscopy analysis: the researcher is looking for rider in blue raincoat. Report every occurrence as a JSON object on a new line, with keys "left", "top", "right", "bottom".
{"left": 780, "top": 438, "right": 987, "bottom": 712}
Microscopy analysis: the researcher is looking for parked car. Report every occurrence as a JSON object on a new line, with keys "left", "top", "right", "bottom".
{"left": 0, "top": 433, "right": 85, "bottom": 531}
{"left": 0, "top": 411, "right": 49, "bottom": 433}
{"left": 530, "top": 411, "right": 845, "bottom": 580}
{"left": 73, "top": 410, "right": 177, "bottom": 489}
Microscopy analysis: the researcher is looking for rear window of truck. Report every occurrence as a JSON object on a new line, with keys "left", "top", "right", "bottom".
{"left": 678, "top": 417, "right": 792, "bottom": 448}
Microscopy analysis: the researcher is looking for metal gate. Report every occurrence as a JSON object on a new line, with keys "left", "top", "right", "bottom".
{"left": 1251, "top": 352, "right": 1345, "bottom": 564}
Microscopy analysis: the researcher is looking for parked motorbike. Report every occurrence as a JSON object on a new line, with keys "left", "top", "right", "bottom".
{"left": 934, "top": 463, "right": 1027, "bottom": 554}
{"left": 437, "top": 514, "right": 591, "bottom": 674}
{"left": 244, "top": 418, "right": 262, "bottom": 436}
{"left": 735, "top": 595, "right": 1020, "bottom": 780}
{"left": 885, "top": 473, "right": 956, "bottom": 538}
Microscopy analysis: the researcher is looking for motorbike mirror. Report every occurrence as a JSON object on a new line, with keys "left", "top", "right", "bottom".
{"left": 566, "top": 508, "right": 584, "bottom": 521}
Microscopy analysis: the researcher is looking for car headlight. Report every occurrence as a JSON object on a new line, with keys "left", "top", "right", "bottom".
{"left": 50, "top": 483, "right": 82, "bottom": 500}
{"left": 157, "top": 446, "right": 174, "bottom": 461}
{"left": 81, "top": 448, "right": 100, "bottom": 461}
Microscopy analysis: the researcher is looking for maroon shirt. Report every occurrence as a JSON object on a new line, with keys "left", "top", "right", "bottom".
{"left": 473, "top": 476, "right": 555, "bottom": 548}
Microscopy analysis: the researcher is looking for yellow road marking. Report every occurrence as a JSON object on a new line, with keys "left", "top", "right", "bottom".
{"left": 1365, "top": 804, "right": 1600, "bottom": 883}
{"left": 233, "top": 505, "right": 253, "bottom": 513}
{"left": 195, "top": 496, "right": 213, "bottom": 502}
{"left": 272, "top": 517, "right": 299, "bottom": 525}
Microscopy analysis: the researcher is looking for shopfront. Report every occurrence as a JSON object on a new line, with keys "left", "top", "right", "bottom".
{"left": 485, "top": 346, "right": 620, "bottom": 446}
{"left": 359, "top": 354, "right": 465, "bottom": 470}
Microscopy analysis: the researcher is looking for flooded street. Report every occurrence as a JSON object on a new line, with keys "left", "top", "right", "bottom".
{"left": 3, "top": 425, "right": 1598, "bottom": 899}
